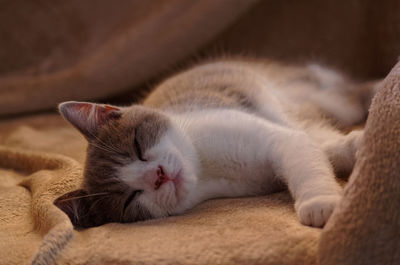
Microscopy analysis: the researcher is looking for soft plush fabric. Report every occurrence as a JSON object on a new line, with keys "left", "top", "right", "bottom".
{"left": 318, "top": 61, "right": 400, "bottom": 265}
{"left": 1, "top": 1, "right": 400, "bottom": 265}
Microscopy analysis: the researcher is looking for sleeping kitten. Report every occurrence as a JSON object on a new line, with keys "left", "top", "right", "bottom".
{"left": 55, "top": 59, "right": 377, "bottom": 228}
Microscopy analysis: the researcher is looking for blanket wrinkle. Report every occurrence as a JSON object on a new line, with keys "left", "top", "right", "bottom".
{"left": 0, "top": 146, "right": 81, "bottom": 173}
{"left": 29, "top": 222, "right": 74, "bottom": 265}
{"left": 0, "top": 146, "right": 82, "bottom": 265}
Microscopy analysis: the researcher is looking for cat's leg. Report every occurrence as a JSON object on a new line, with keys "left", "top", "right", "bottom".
{"left": 301, "top": 122, "right": 363, "bottom": 176}
{"left": 248, "top": 103, "right": 343, "bottom": 226}
{"left": 321, "top": 129, "right": 363, "bottom": 176}
{"left": 266, "top": 126, "right": 342, "bottom": 227}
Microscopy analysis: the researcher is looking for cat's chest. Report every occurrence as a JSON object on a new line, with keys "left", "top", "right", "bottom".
{"left": 176, "top": 109, "right": 280, "bottom": 196}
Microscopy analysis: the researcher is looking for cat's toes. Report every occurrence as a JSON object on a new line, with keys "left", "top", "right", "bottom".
{"left": 296, "top": 195, "right": 341, "bottom": 227}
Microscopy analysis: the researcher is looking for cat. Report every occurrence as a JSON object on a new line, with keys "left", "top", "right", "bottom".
{"left": 55, "top": 58, "right": 377, "bottom": 228}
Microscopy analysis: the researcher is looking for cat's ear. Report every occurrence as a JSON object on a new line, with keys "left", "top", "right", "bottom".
{"left": 58, "top": 101, "right": 122, "bottom": 140}
{"left": 54, "top": 189, "right": 92, "bottom": 228}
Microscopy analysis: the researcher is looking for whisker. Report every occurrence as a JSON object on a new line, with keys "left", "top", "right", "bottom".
{"left": 56, "top": 192, "right": 111, "bottom": 202}
{"left": 88, "top": 140, "right": 128, "bottom": 159}
{"left": 88, "top": 142, "right": 116, "bottom": 154}
{"left": 87, "top": 131, "right": 124, "bottom": 155}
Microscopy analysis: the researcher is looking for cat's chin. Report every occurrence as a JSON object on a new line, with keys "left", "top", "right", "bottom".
{"left": 144, "top": 172, "right": 197, "bottom": 218}
{"left": 170, "top": 171, "right": 198, "bottom": 214}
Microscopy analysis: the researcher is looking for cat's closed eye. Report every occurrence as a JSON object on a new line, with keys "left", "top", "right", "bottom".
{"left": 134, "top": 130, "right": 147, "bottom": 161}
{"left": 123, "top": 190, "right": 143, "bottom": 213}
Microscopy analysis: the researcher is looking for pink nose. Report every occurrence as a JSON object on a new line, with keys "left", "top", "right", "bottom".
{"left": 155, "top": 166, "right": 169, "bottom": 190}
{"left": 145, "top": 166, "right": 169, "bottom": 190}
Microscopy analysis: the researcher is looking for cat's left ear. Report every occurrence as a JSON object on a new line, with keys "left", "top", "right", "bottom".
{"left": 58, "top": 101, "right": 122, "bottom": 140}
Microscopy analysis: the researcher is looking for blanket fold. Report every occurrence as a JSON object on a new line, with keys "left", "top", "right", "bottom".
{"left": 0, "top": 147, "right": 82, "bottom": 265}
{"left": 318, "top": 60, "right": 400, "bottom": 265}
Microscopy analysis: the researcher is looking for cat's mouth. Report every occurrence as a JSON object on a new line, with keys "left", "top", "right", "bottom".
{"left": 155, "top": 166, "right": 183, "bottom": 196}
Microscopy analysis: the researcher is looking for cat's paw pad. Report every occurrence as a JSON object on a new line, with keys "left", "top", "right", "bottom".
{"left": 296, "top": 195, "right": 341, "bottom": 227}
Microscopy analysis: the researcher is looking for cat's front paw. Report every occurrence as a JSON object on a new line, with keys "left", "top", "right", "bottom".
{"left": 296, "top": 195, "right": 341, "bottom": 227}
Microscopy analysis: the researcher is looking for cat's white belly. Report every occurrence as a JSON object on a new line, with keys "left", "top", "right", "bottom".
{"left": 174, "top": 109, "right": 285, "bottom": 199}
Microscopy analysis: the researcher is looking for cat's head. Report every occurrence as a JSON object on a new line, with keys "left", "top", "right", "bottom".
{"left": 55, "top": 101, "right": 198, "bottom": 227}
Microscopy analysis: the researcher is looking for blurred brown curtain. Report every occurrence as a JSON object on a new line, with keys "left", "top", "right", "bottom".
{"left": 0, "top": 0, "right": 399, "bottom": 115}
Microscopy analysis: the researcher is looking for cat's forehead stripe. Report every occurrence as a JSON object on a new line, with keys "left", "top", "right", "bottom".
{"left": 86, "top": 106, "right": 170, "bottom": 180}
{"left": 122, "top": 107, "right": 169, "bottom": 150}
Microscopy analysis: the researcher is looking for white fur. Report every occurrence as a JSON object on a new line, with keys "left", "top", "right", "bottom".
{"left": 174, "top": 109, "right": 343, "bottom": 227}
{"left": 119, "top": 108, "right": 345, "bottom": 226}
{"left": 119, "top": 121, "right": 199, "bottom": 217}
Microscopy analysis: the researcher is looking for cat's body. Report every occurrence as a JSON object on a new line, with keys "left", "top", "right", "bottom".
{"left": 56, "top": 59, "right": 376, "bottom": 228}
